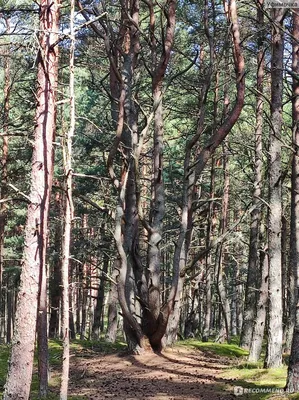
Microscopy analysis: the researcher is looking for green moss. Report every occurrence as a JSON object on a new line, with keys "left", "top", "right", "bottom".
{"left": 222, "top": 359, "right": 288, "bottom": 399}
{"left": 70, "top": 339, "right": 127, "bottom": 354}
{"left": 175, "top": 340, "right": 293, "bottom": 399}
{"left": 0, "top": 345, "right": 10, "bottom": 394}
{"left": 177, "top": 338, "right": 249, "bottom": 358}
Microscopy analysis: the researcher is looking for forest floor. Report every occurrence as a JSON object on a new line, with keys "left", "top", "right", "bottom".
{"left": 67, "top": 344, "right": 237, "bottom": 400}
{"left": 62, "top": 340, "right": 294, "bottom": 400}
{"left": 0, "top": 339, "right": 297, "bottom": 400}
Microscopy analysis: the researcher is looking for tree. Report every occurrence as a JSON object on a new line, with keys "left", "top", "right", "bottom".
{"left": 60, "top": 0, "right": 75, "bottom": 397}
{"left": 3, "top": 1, "right": 60, "bottom": 398}
{"left": 264, "top": 7, "right": 284, "bottom": 369}
{"left": 285, "top": 7, "right": 299, "bottom": 391}
{"left": 167, "top": 0, "right": 245, "bottom": 344}
{"left": 241, "top": 0, "right": 265, "bottom": 351}
{"left": 0, "top": 16, "right": 10, "bottom": 340}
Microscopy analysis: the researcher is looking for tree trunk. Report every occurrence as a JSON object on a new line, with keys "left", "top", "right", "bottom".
{"left": 281, "top": 214, "right": 288, "bottom": 346}
{"left": 3, "top": 1, "right": 59, "bottom": 398}
{"left": 264, "top": 8, "right": 284, "bottom": 369}
{"left": 215, "top": 143, "right": 231, "bottom": 343}
{"left": 6, "top": 277, "right": 13, "bottom": 344}
{"left": 106, "top": 263, "right": 119, "bottom": 343}
{"left": 285, "top": 7, "right": 299, "bottom": 391}
{"left": 92, "top": 250, "right": 109, "bottom": 339}
{"left": 240, "top": 0, "right": 264, "bottom": 350}
{"left": 231, "top": 260, "right": 238, "bottom": 337}
{"left": 202, "top": 102, "right": 217, "bottom": 343}
{"left": 248, "top": 244, "right": 268, "bottom": 362}
{"left": 37, "top": 264, "right": 48, "bottom": 397}
{"left": 60, "top": 0, "right": 75, "bottom": 396}
{"left": 165, "top": 1, "right": 214, "bottom": 345}
{"left": 0, "top": 16, "right": 10, "bottom": 343}
{"left": 49, "top": 192, "right": 62, "bottom": 338}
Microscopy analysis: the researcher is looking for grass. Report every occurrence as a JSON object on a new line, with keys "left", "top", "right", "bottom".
{"left": 1, "top": 337, "right": 299, "bottom": 399}
{"left": 222, "top": 363, "right": 289, "bottom": 400}
{"left": 0, "top": 339, "right": 126, "bottom": 399}
{"left": 177, "top": 337, "right": 249, "bottom": 358}
{"left": 175, "top": 338, "right": 299, "bottom": 399}
{"left": 0, "top": 345, "right": 10, "bottom": 394}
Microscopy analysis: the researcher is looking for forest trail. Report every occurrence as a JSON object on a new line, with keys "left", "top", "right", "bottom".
{"left": 68, "top": 346, "right": 237, "bottom": 400}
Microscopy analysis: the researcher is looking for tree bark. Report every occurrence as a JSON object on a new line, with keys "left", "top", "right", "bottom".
{"left": 60, "top": 0, "right": 75, "bottom": 396}
{"left": 3, "top": 1, "right": 60, "bottom": 398}
{"left": 215, "top": 143, "right": 231, "bottom": 343}
{"left": 92, "top": 247, "right": 109, "bottom": 339}
{"left": 0, "top": 16, "right": 10, "bottom": 342}
{"left": 264, "top": 7, "right": 284, "bottom": 369}
{"left": 49, "top": 191, "right": 62, "bottom": 338}
{"left": 285, "top": 7, "right": 299, "bottom": 391}
{"left": 240, "top": 0, "right": 264, "bottom": 350}
{"left": 249, "top": 244, "right": 268, "bottom": 362}
{"left": 106, "top": 263, "right": 119, "bottom": 343}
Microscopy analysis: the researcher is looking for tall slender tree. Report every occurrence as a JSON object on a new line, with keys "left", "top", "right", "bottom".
{"left": 3, "top": 1, "right": 60, "bottom": 398}
{"left": 241, "top": 0, "right": 265, "bottom": 351}
{"left": 167, "top": 0, "right": 245, "bottom": 344}
{"left": 60, "top": 0, "right": 75, "bottom": 397}
{"left": 264, "top": 7, "right": 284, "bottom": 369}
{"left": 285, "top": 7, "right": 299, "bottom": 391}
{"left": 0, "top": 16, "right": 10, "bottom": 340}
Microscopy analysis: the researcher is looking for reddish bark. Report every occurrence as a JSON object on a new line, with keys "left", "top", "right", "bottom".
{"left": 3, "top": 1, "right": 60, "bottom": 398}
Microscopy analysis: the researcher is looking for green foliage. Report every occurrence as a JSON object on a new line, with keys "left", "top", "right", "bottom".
{"left": 177, "top": 339, "right": 249, "bottom": 358}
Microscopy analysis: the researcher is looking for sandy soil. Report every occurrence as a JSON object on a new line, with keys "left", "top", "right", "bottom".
{"left": 68, "top": 346, "right": 237, "bottom": 400}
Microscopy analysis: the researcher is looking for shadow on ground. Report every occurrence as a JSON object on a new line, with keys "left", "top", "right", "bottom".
{"left": 67, "top": 346, "right": 269, "bottom": 400}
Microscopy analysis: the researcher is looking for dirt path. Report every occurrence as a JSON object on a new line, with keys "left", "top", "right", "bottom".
{"left": 68, "top": 347, "right": 237, "bottom": 399}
